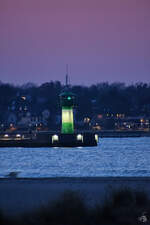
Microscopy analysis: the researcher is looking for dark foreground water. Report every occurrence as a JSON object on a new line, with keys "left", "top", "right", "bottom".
{"left": 0, "top": 137, "right": 150, "bottom": 177}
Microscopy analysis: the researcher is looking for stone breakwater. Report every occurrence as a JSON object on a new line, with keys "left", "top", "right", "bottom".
{"left": 0, "top": 177, "right": 150, "bottom": 216}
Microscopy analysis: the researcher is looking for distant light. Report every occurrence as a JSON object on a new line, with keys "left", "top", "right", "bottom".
{"left": 97, "top": 114, "right": 103, "bottom": 119}
{"left": 21, "top": 96, "right": 26, "bottom": 100}
{"left": 146, "top": 120, "right": 149, "bottom": 125}
{"left": 84, "top": 117, "right": 90, "bottom": 123}
{"left": 93, "top": 125, "right": 101, "bottom": 130}
{"left": 16, "top": 134, "right": 21, "bottom": 138}
{"left": 67, "top": 96, "right": 71, "bottom": 100}
{"left": 95, "top": 134, "right": 99, "bottom": 143}
{"left": 77, "top": 134, "right": 83, "bottom": 142}
{"left": 4, "top": 134, "right": 9, "bottom": 138}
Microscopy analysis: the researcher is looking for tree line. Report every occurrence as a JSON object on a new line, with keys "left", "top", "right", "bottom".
{"left": 0, "top": 81, "right": 150, "bottom": 124}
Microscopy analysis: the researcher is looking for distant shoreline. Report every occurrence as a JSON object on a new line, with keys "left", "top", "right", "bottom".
{"left": 98, "top": 130, "right": 150, "bottom": 137}
{"left": 0, "top": 130, "right": 149, "bottom": 147}
{"left": 0, "top": 129, "right": 150, "bottom": 137}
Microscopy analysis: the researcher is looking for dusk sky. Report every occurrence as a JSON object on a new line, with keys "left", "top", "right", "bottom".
{"left": 0, "top": 0, "right": 150, "bottom": 86}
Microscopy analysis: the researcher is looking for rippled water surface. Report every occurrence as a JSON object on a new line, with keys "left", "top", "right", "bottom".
{"left": 0, "top": 137, "right": 150, "bottom": 177}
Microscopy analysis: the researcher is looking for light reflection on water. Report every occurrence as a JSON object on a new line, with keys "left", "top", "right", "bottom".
{"left": 0, "top": 137, "right": 150, "bottom": 177}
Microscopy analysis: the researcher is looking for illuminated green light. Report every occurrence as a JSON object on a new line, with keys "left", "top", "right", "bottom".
{"left": 61, "top": 108, "right": 74, "bottom": 134}
{"left": 67, "top": 96, "right": 71, "bottom": 100}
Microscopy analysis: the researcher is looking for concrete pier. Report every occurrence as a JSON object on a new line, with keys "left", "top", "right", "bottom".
{"left": 0, "top": 177, "right": 150, "bottom": 216}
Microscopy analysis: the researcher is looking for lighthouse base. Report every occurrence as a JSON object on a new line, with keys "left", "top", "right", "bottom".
{"left": 51, "top": 132, "right": 98, "bottom": 147}
{"left": 0, "top": 132, "right": 98, "bottom": 147}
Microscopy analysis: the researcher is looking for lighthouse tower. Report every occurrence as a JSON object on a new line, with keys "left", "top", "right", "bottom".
{"left": 60, "top": 67, "right": 75, "bottom": 134}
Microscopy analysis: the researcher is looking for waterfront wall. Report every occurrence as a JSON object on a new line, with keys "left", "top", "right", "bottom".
{"left": 98, "top": 130, "right": 150, "bottom": 137}
{"left": 0, "top": 177, "right": 150, "bottom": 216}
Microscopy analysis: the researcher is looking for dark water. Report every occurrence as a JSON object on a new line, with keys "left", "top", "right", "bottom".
{"left": 0, "top": 137, "right": 150, "bottom": 177}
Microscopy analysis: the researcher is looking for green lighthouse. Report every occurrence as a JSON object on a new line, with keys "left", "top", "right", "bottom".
{"left": 60, "top": 69, "right": 76, "bottom": 134}
{"left": 60, "top": 91, "right": 75, "bottom": 134}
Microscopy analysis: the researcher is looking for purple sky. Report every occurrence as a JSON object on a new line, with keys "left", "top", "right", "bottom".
{"left": 0, "top": 0, "right": 150, "bottom": 86}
